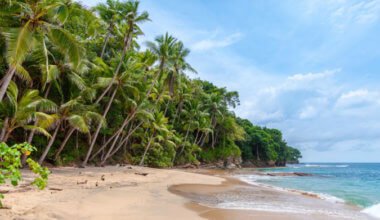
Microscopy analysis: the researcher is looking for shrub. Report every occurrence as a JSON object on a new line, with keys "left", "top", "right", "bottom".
{"left": 0, "top": 142, "right": 50, "bottom": 207}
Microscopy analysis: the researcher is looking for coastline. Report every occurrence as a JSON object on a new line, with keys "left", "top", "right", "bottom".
{"left": 0, "top": 166, "right": 376, "bottom": 220}
{"left": 171, "top": 169, "right": 375, "bottom": 220}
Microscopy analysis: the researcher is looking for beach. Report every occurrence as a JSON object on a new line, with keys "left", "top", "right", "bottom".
{"left": 0, "top": 166, "right": 376, "bottom": 220}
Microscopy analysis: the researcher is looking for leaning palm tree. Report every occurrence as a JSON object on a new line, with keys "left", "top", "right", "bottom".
{"left": 0, "top": 81, "right": 57, "bottom": 143}
{"left": 0, "top": 0, "right": 80, "bottom": 102}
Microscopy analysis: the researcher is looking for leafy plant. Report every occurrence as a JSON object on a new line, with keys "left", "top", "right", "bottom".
{"left": 0, "top": 142, "right": 50, "bottom": 207}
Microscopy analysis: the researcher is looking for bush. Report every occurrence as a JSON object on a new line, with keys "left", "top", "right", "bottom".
{"left": 0, "top": 142, "right": 50, "bottom": 207}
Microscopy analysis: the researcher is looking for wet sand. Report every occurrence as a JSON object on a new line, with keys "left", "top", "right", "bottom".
{"left": 170, "top": 170, "right": 376, "bottom": 220}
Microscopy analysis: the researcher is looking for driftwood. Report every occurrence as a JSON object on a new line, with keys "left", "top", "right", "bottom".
{"left": 134, "top": 172, "right": 148, "bottom": 176}
{"left": 77, "top": 180, "right": 88, "bottom": 185}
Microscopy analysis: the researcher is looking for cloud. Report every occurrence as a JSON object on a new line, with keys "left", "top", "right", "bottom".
{"left": 191, "top": 32, "right": 242, "bottom": 51}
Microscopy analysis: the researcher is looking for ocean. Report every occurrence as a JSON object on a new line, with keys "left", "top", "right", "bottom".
{"left": 234, "top": 163, "right": 380, "bottom": 219}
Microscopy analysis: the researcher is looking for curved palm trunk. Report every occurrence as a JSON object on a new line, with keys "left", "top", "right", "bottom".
{"left": 0, "top": 117, "right": 9, "bottom": 142}
{"left": 82, "top": 84, "right": 119, "bottom": 167}
{"left": 100, "top": 22, "right": 113, "bottom": 59}
{"left": 39, "top": 121, "right": 60, "bottom": 164}
{"left": 0, "top": 67, "right": 16, "bottom": 102}
{"left": 54, "top": 127, "right": 75, "bottom": 161}
{"left": 139, "top": 132, "right": 154, "bottom": 166}
{"left": 89, "top": 110, "right": 136, "bottom": 161}
{"left": 109, "top": 121, "right": 143, "bottom": 157}
{"left": 95, "top": 21, "right": 134, "bottom": 105}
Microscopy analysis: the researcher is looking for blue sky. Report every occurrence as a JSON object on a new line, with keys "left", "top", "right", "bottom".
{"left": 83, "top": 0, "right": 380, "bottom": 162}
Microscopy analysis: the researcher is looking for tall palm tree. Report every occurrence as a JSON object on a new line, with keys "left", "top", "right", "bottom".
{"left": 145, "top": 33, "right": 177, "bottom": 96}
{"left": 96, "top": 0, "right": 124, "bottom": 59}
{"left": 0, "top": 0, "right": 80, "bottom": 102}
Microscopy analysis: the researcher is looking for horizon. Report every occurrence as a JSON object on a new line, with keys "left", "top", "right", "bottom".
{"left": 83, "top": 0, "right": 380, "bottom": 163}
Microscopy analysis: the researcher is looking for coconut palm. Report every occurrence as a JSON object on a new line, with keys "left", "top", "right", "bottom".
{"left": 0, "top": 0, "right": 80, "bottom": 102}
{"left": 0, "top": 81, "right": 57, "bottom": 143}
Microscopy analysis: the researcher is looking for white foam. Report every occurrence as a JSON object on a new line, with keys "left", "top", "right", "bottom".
{"left": 237, "top": 175, "right": 345, "bottom": 204}
{"left": 362, "top": 203, "right": 380, "bottom": 219}
{"left": 216, "top": 201, "right": 360, "bottom": 219}
{"left": 304, "top": 164, "right": 349, "bottom": 168}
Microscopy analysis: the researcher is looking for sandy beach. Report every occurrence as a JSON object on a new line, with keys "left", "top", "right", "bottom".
{"left": 0, "top": 166, "right": 375, "bottom": 220}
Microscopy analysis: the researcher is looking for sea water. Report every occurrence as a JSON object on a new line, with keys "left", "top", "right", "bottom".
{"left": 237, "top": 163, "right": 380, "bottom": 219}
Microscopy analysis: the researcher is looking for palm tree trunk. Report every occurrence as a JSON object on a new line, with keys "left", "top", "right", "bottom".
{"left": 0, "top": 117, "right": 9, "bottom": 142}
{"left": 0, "top": 67, "right": 16, "bottom": 102}
{"left": 172, "top": 125, "right": 191, "bottom": 163}
{"left": 147, "top": 58, "right": 165, "bottom": 96}
{"left": 139, "top": 132, "right": 154, "bottom": 166}
{"left": 82, "top": 84, "right": 119, "bottom": 167}
{"left": 100, "top": 23, "right": 113, "bottom": 59}
{"left": 27, "top": 83, "right": 52, "bottom": 144}
{"left": 54, "top": 127, "right": 75, "bottom": 161}
{"left": 109, "top": 121, "right": 143, "bottom": 157}
{"left": 95, "top": 21, "right": 133, "bottom": 104}
{"left": 39, "top": 121, "right": 60, "bottom": 164}
{"left": 89, "top": 108, "right": 136, "bottom": 161}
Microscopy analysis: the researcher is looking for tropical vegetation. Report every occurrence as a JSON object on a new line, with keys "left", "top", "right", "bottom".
{"left": 0, "top": 0, "right": 301, "bottom": 169}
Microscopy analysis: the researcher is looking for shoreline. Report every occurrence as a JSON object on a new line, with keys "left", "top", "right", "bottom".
{"left": 0, "top": 166, "right": 376, "bottom": 220}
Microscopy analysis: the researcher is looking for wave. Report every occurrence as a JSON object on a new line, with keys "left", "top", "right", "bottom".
{"left": 362, "top": 203, "right": 380, "bottom": 218}
{"left": 304, "top": 164, "right": 349, "bottom": 168}
{"left": 237, "top": 175, "right": 345, "bottom": 204}
{"left": 215, "top": 201, "right": 360, "bottom": 219}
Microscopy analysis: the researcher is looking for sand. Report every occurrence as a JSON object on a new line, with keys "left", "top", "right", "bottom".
{"left": 0, "top": 166, "right": 375, "bottom": 220}
{"left": 0, "top": 166, "right": 223, "bottom": 220}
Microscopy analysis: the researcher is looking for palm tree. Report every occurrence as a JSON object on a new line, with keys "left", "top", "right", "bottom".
{"left": 145, "top": 33, "right": 177, "bottom": 96}
{"left": 94, "top": 1, "right": 149, "bottom": 104}
{"left": 0, "top": 81, "right": 57, "bottom": 143}
{"left": 0, "top": 0, "right": 80, "bottom": 102}
{"left": 139, "top": 111, "right": 170, "bottom": 166}
{"left": 52, "top": 99, "right": 105, "bottom": 162}
{"left": 96, "top": 0, "right": 125, "bottom": 59}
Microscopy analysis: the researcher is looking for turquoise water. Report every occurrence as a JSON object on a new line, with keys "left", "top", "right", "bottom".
{"left": 253, "top": 163, "right": 380, "bottom": 208}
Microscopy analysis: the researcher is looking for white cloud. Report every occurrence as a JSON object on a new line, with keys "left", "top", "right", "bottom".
{"left": 191, "top": 32, "right": 242, "bottom": 51}
{"left": 336, "top": 89, "right": 380, "bottom": 108}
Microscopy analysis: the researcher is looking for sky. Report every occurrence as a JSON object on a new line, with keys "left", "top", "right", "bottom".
{"left": 82, "top": 0, "right": 380, "bottom": 162}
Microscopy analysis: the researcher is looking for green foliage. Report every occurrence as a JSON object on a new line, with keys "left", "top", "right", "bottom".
{"left": 0, "top": 0, "right": 301, "bottom": 170}
{"left": 0, "top": 142, "right": 50, "bottom": 207}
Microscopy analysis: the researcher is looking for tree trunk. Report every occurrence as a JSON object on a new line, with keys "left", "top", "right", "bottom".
{"left": 95, "top": 21, "right": 134, "bottom": 105}
{"left": 173, "top": 124, "right": 191, "bottom": 163}
{"left": 0, "top": 117, "right": 9, "bottom": 142}
{"left": 82, "top": 84, "right": 119, "bottom": 167}
{"left": 0, "top": 67, "right": 16, "bottom": 102}
{"left": 256, "top": 145, "right": 260, "bottom": 161}
{"left": 100, "top": 22, "right": 113, "bottom": 59}
{"left": 146, "top": 58, "right": 165, "bottom": 97}
{"left": 138, "top": 132, "right": 154, "bottom": 166}
{"left": 109, "top": 121, "right": 143, "bottom": 157}
{"left": 27, "top": 83, "right": 52, "bottom": 145}
{"left": 89, "top": 109, "right": 136, "bottom": 161}
{"left": 54, "top": 127, "right": 75, "bottom": 161}
{"left": 38, "top": 121, "right": 60, "bottom": 164}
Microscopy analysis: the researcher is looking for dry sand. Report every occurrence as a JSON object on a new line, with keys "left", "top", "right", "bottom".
{"left": 0, "top": 166, "right": 375, "bottom": 220}
{"left": 0, "top": 166, "right": 223, "bottom": 220}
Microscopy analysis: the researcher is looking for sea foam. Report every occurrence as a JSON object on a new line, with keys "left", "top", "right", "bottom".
{"left": 362, "top": 203, "right": 380, "bottom": 218}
